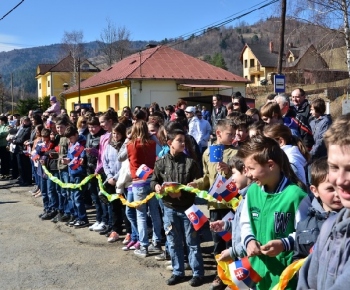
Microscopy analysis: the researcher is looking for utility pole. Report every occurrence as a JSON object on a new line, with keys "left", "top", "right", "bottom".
{"left": 78, "top": 57, "right": 81, "bottom": 105}
{"left": 11, "top": 73, "right": 13, "bottom": 113}
{"left": 277, "top": 0, "right": 286, "bottom": 74}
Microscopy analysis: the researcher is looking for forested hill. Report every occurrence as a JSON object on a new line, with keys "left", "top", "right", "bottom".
{"left": 0, "top": 18, "right": 344, "bottom": 98}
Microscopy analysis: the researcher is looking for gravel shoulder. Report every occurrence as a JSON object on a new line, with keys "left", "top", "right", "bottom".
{"left": 0, "top": 181, "right": 216, "bottom": 290}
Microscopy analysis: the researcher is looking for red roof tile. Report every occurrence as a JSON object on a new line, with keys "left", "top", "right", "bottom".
{"left": 66, "top": 45, "right": 248, "bottom": 93}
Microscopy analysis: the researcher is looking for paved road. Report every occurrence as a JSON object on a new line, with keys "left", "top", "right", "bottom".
{"left": 0, "top": 181, "right": 216, "bottom": 290}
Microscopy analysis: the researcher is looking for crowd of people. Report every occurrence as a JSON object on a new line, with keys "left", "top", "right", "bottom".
{"left": 0, "top": 88, "right": 348, "bottom": 290}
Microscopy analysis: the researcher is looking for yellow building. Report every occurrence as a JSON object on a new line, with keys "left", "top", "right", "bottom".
{"left": 63, "top": 45, "right": 250, "bottom": 113}
{"left": 36, "top": 54, "right": 100, "bottom": 104}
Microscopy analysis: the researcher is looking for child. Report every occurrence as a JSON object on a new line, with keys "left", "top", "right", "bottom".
{"left": 263, "top": 123, "right": 310, "bottom": 186}
{"left": 294, "top": 157, "right": 343, "bottom": 260}
{"left": 232, "top": 114, "right": 253, "bottom": 147}
{"left": 238, "top": 135, "right": 307, "bottom": 290}
{"left": 103, "top": 123, "right": 131, "bottom": 243}
{"left": 151, "top": 129, "right": 204, "bottom": 287}
{"left": 62, "top": 126, "right": 88, "bottom": 228}
{"left": 209, "top": 156, "right": 252, "bottom": 290}
{"left": 297, "top": 114, "right": 350, "bottom": 289}
{"left": 189, "top": 119, "right": 237, "bottom": 289}
{"left": 127, "top": 120, "right": 162, "bottom": 258}
{"left": 85, "top": 116, "right": 108, "bottom": 232}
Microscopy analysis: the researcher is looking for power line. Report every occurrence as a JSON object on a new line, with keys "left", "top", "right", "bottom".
{"left": 166, "top": 0, "right": 280, "bottom": 47}
{"left": 0, "top": 0, "right": 25, "bottom": 22}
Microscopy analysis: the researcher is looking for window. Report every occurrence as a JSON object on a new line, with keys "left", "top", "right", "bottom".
{"left": 106, "top": 95, "right": 110, "bottom": 108}
{"left": 94, "top": 98, "right": 99, "bottom": 112}
{"left": 244, "top": 59, "right": 248, "bottom": 68}
{"left": 289, "top": 57, "right": 293, "bottom": 62}
{"left": 39, "top": 83, "right": 41, "bottom": 90}
{"left": 257, "top": 75, "right": 260, "bottom": 81}
{"left": 87, "top": 99, "right": 91, "bottom": 103}
{"left": 251, "top": 75, "right": 255, "bottom": 83}
{"left": 82, "top": 63, "right": 89, "bottom": 72}
{"left": 114, "top": 94, "right": 119, "bottom": 111}
{"left": 250, "top": 59, "right": 255, "bottom": 67}
{"left": 48, "top": 81, "right": 50, "bottom": 87}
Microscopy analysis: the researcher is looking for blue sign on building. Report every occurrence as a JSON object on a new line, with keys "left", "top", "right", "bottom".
{"left": 274, "top": 74, "right": 286, "bottom": 93}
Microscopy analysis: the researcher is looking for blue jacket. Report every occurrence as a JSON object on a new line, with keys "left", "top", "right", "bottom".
{"left": 103, "top": 144, "right": 122, "bottom": 181}
{"left": 310, "top": 114, "right": 332, "bottom": 159}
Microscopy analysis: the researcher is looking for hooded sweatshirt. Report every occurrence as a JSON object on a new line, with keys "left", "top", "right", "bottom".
{"left": 297, "top": 208, "right": 350, "bottom": 290}
{"left": 281, "top": 144, "right": 307, "bottom": 185}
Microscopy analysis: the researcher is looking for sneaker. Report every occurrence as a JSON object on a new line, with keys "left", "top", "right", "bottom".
{"left": 74, "top": 220, "right": 89, "bottom": 228}
{"left": 88, "top": 221, "right": 100, "bottom": 231}
{"left": 122, "top": 233, "right": 131, "bottom": 245}
{"left": 107, "top": 231, "right": 120, "bottom": 242}
{"left": 130, "top": 241, "right": 140, "bottom": 250}
{"left": 34, "top": 192, "right": 42, "bottom": 198}
{"left": 210, "top": 275, "right": 226, "bottom": 290}
{"left": 164, "top": 260, "right": 172, "bottom": 266}
{"left": 69, "top": 218, "right": 78, "bottom": 227}
{"left": 148, "top": 242, "right": 162, "bottom": 253}
{"left": 155, "top": 251, "right": 170, "bottom": 261}
{"left": 65, "top": 216, "right": 75, "bottom": 226}
{"left": 60, "top": 214, "right": 71, "bottom": 222}
{"left": 166, "top": 274, "right": 185, "bottom": 286}
{"left": 93, "top": 222, "right": 107, "bottom": 232}
{"left": 188, "top": 276, "right": 203, "bottom": 287}
{"left": 41, "top": 210, "right": 57, "bottom": 220}
{"left": 31, "top": 189, "right": 40, "bottom": 196}
{"left": 99, "top": 226, "right": 112, "bottom": 235}
{"left": 29, "top": 185, "right": 39, "bottom": 194}
{"left": 166, "top": 263, "right": 190, "bottom": 271}
{"left": 51, "top": 212, "right": 63, "bottom": 223}
{"left": 38, "top": 211, "right": 46, "bottom": 218}
{"left": 134, "top": 246, "right": 149, "bottom": 258}
{"left": 122, "top": 240, "right": 137, "bottom": 251}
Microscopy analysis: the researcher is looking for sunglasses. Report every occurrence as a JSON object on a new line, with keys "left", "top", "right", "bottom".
{"left": 233, "top": 102, "right": 240, "bottom": 106}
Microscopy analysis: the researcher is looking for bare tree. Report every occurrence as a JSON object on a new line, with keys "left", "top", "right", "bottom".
{"left": 98, "top": 19, "right": 131, "bottom": 66}
{"left": 288, "top": 0, "right": 350, "bottom": 76}
{"left": 61, "top": 30, "right": 85, "bottom": 85}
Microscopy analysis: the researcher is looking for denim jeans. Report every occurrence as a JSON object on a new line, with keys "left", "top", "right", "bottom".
{"left": 132, "top": 181, "right": 162, "bottom": 247}
{"left": 164, "top": 206, "right": 204, "bottom": 277}
{"left": 125, "top": 186, "right": 138, "bottom": 242}
{"left": 41, "top": 176, "right": 49, "bottom": 211}
{"left": 89, "top": 178, "right": 108, "bottom": 223}
{"left": 48, "top": 171, "right": 60, "bottom": 212}
{"left": 69, "top": 175, "right": 87, "bottom": 221}
{"left": 59, "top": 170, "right": 74, "bottom": 215}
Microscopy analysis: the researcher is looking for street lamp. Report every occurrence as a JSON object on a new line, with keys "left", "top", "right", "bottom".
{"left": 77, "top": 58, "right": 81, "bottom": 105}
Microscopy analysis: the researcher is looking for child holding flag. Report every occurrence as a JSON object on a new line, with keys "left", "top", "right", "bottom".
{"left": 151, "top": 129, "right": 204, "bottom": 287}
{"left": 62, "top": 126, "right": 88, "bottom": 228}
{"left": 237, "top": 135, "right": 307, "bottom": 289}
{"left": 188, "top": 119, "right": 237, "bottom": 290}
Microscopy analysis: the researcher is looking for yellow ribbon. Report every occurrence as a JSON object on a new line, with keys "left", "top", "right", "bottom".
{"left": 271, "top": 258, "right": 306, "bottom": 290}
{"left": 42, "top": 166, "right": 241, "bottom": 209}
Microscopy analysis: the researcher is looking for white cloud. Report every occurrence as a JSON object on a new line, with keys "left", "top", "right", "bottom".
{"left": 0, "top": 34, "right": 23, "bottom": 52}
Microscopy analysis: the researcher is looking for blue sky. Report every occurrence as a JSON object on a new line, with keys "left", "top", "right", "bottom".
{"left": 0, "top": 0, "right": 278, "bottom": 52}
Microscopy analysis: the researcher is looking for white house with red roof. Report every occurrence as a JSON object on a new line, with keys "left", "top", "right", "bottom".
{"left": 63, "top": 44, "right": 249, "bottom": 112}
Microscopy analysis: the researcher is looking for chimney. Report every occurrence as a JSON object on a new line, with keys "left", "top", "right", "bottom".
{"left": 145, "top": 43, "right": 157, "bottom": 49}
{"left": 269, "top": 41, "right": 274, "bottom": 53}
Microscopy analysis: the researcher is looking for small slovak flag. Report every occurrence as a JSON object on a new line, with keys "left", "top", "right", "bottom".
{"left": 136, "top": 164, "right": 153, "bottom": 180}
{"left": 69, "top": 142, "right": 84, "bottom": 158}
{"left": 30, "top": 151, "right": 40, "bottom": 161}
{"left": 217, "top": 211, "right": 235, "bottom": 242}
{"left": 217, "top": 176, "right": 239, "bottom": 202}
{"left": 69, "top": 157, "right": 80, "bottom": 170}
{"left": 185, "top": 204, "right": 208, "bottom": 231}
{"left": 208, "top": 174, "right": 226, "bottom": 202}
{"left": 229, "top": 257, "right": 262, "bottom": 289}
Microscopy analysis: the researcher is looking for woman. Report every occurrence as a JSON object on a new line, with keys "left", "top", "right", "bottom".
{"left": 77, "top": 116, "right": 89, "bottom": 137}
{"left": 232, "top": 93, "right": 249, "bottom": 113}
{"left": 0, "top": 116, "right": 10, "bottom": 179}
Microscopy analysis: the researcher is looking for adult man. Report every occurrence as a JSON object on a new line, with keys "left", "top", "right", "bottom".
{"left": 291, "top": 88, "right": 311, "bottom": 121}
{"left": 275, "top": 93, "right": 314, "bottom": 150}
{"left": 69, "top": 111, "right": 78, "bottom": 126}
{"left": 196, "top": 110, "right": 211, "bottom": 154}
{"left": 185, "top": 106, "right": 203, "bottom": 150}
{"left": 211, "top": 95, "right": 227, "bottom": 139}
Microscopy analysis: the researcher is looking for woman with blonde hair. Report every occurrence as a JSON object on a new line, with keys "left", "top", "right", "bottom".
{"left": 76, "top": 116, "right": 89, "bottom": 137}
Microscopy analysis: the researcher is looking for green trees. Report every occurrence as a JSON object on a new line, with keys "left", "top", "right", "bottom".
{"left": 203, "top": 52, "right": 228, "bottom": 70}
